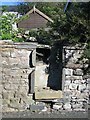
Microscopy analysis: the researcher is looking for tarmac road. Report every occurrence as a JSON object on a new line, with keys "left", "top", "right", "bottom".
{"left": 2, "top": 110, "right": 89, "bottom": 119}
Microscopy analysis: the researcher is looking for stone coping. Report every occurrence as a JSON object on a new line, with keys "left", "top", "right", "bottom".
{"left": 0, "top": 40, "right": 37, "bottom": 49}
{"left": 63, "top": 45, "right": 86, "bottom": 50}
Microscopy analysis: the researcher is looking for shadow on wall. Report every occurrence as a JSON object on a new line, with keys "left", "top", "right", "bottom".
{"left": 28, "top": 51, "right": 35, "bottom": 94}
{"left": 28, "top": 70, "right": 35, "bottom": 94}
{"left": 47, "top": 42, "right": 63, "bottom": 90}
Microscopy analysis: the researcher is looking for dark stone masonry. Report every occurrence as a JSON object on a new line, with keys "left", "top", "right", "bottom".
{"left": 0, "top": 40, "right": 90, "bottom": 113}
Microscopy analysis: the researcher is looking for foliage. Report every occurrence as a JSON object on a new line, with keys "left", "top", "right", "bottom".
{"left": 1, "top": 6, "right": 8, "bottom": 13}
{"left": 17, "top": 2, "right": 64, "bottom": 15}
{"left": 0, "top": 13, "right": 13, "bottom": 39}
{"left": 27, "top": 2, "right": 90, "bottom": 73}
{"left": 0, "top": 13, "right": 25, "bottom": 42}
{"left": 17, "top": 2, "right": 90, "bottom": 44}
{"left": 17, "top": 2, "right": 32, "bottom": 15}
{"left": 1, "top": 33, "right": 12, "bottom": 39}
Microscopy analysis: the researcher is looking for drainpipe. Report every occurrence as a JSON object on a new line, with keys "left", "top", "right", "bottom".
{"left": 64, "top": 0, "right": 71, "bottom": 13}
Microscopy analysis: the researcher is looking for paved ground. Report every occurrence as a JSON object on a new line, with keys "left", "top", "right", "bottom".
{"left": 2, "top": 110, "right": 90, "bottom": 119}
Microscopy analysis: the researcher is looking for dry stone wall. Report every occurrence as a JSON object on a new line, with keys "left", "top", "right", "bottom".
{"left": 62, "top": 46, "right": 89, "bottom": 111}
{"left": 52, "top": 46, "right": 89, "bottom": 112}
{"left": 0, "top": 40, "right": 37, "bottom": 112}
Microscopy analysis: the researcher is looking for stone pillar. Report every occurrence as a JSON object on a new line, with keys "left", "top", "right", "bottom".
{"left": 0, "top": 40, "right": 37, "bottom": 112}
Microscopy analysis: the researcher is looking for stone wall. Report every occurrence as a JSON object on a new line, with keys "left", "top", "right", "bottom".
{"left": 52, "top": 46, "right": 89, "bottom": 112}
{"left": 62, "top": 46, "right": 89, "bottom": 111}
{"left": 1, "top": 41, "right": 89, "bottom": 112}
{"left": 0, "top": 40, "right": 37, "bottom": 112}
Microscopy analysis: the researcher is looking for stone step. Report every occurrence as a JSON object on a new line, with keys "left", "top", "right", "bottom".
{"left": 35, "top": 89, "right": 62, "bottom": 100}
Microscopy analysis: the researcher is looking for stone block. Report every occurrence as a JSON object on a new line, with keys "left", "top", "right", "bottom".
{"left": 2, "top": 91, "right": 9, "bottom": 99}
{"left": 3, "top": 83, "right": 11, "bottom": 90}
{"left": 11, "top": 49, "right": 31, "bottom": 58}
{"left": 72, "top": 103, "right": 83, "bottom": 109}
{"left": 73, "top": 69, "right": 83, "bottom": 76}
{"left": 10, "top": 99, "right": 19, "bottom": 106}
{"left": 79, "top": 84, "right": 86, "bottom": 91}
{"left": 52, "top": 98, "right": 63, "bottom": 103}
{"left": 74, "top": 80, "right": 80, "bottom": 84}
{"left": 64, "top": 86, "right": 69, "bottom": 91}
{"left": 77, "top": 99, "right": 88, "bottom": 103}
{"left": 87, "top": 78, "right": 90, "bottom": 84}
{"left": 30, "top": 103, "right": 45, "bottom": 111}
{"left": 81, "top": 80, "right": 86, "bottom": 84}
{"left": 63, "top": 98, "right": 71, "bottom": 103}
{"left": 9, "top": 103, "right": 27, "bottom": 110}
{"left": 0, "top": 40, "right": 13, "bottom": 45}
{"left": 9, "top": 57, "right": 20, "bottom": 67}
{"left": 2, "top": 60, "right": 9, "bottom": 67}
{"left": 18, "top": 86, "right": 29, "bottom": 93}
{"left": 64, "top": 80, "right": 71, "bottom": 86}
{"left": 87, "top": 84, "right": 90, "bottom": 90}
{"left": 8, "top": 79, "right": 20, "bottom": 84}
{"left": 63, "top": 102, "right": 71, "bottom": 110}
{"left": 72, "top": 91, "right": 81, "bottom": 99}
{"left": 2, "top": 75, "right": 10, "bottom": 80}
{"left": 73, "top": 108, "right": 86, "bottom": 111}
{"left": 53, "top": 104, "right": 62, "bottom": 110}
{"left": 9, "top": 98, "right": 20, "bottom": 109}
{"left": 19, "top": 57, "right": 30, "bottom": 68}
{"left": 10, "top": 51, "right": 16, "bottom": 58}
{"left": 65, "top": 68, "right": 73, "bottom": 76}
{"left": 2, "top": 68, "right": 11, "bottom": 75}
{"left": 21, "top": 94, "right": 34, "bottom": 106}
{"left": 3, "top": 107, "right": 18, "bottom": 112}
{"left": 69, "top": 83, "right": 78, "bottom": 90}
{"left": 4, "top": 84, "right": 19, "bottom": 90}
{"left": 63, "top": 89, "right": 72, "bottom": 94}
{"left": 20, "top": 80, "right": 28, "bottom": 85}
{"left": 13, "top": 91, "right": 20, "bottom": 98}
{"left": 1, "top": 51, "right": 10, "bottom": 57}
{"left": 66, "top": 76, "right": 82, "bottom": 80}
{"left": 27, "top": 99, "right": 35, "bottom": 106}
{"left": 63, "top": 92, "right": 72, "bottom": 100}
{"left": 66, "top": 63, "right": 83, "bottom": 69}
{"left": 83, "top": 90, "right": 89, "bottom": 94}
{"left": 3, "top": 99, "right": 10, "bottom": 105}
{"left": 2, "top": 90, "right": 15, "bottom": 99}
{"left": 35, "top": 89, "right": 62, "bottom": 100}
